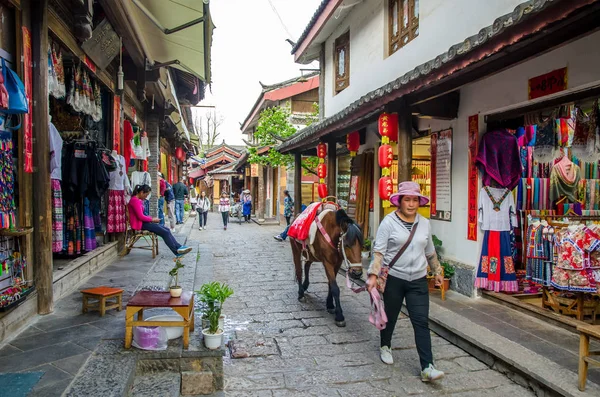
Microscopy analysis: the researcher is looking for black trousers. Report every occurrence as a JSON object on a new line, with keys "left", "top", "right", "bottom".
{"left": 381, "top": 275, "right": 433, "bottom": 370}
{"left": 221, "top": 211, "right": 229, "bottom": 226}
{"left": 285, "top": 216, "right": 291, "bottom": 226}
{"left": 198, "top": 211, "right": 208, "bottom": 228}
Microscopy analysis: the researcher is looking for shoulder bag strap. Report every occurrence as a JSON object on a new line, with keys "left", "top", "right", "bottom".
{"left": 387, "top": 222, "right": 419, "bottom": 270}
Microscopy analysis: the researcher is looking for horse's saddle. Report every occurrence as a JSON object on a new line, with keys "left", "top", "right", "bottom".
{"left": 288, "top": 200, "right": 339, "bottom": 246}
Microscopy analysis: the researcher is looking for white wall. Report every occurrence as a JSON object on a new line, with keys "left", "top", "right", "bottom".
{"left": 323, "top": 0, "right": 525, "bottom": 117}
{"left": 429, "top": 30, "right": 600, "bottom": 268}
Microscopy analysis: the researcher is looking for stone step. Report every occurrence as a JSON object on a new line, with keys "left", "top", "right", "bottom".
{"left": 130, "top": 372, "right": 181, "bottom": 397}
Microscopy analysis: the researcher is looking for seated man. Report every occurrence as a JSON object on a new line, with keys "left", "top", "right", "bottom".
{"left": 128, "top": 184, "right": 192, "bottom": 257}
{"left": 274, "top": 204, "right": 307, "bottom": 242}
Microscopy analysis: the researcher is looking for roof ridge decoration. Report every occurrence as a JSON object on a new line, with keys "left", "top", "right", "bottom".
{"left": 278, "top": 0, "right": 559, "bottom": 152}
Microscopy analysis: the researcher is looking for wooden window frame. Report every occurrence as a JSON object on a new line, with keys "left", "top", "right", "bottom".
{"left": 389, "top": 0, "right": 419, "bottom": 56}
{"left": 334, "top": 31, "right": 350, "bottom": 94}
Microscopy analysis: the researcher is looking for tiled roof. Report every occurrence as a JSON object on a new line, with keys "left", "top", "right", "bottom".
{"left": 279, "top": 0, "right": 567, "bottom": 153}
{"left": 291, "top": 0, "right": 330, "bottom": 54}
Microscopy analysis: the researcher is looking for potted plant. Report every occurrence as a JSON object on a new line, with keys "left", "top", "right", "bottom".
{"left": 362, "top": 238, "right": 372, "bottom": 260}
{"left": 168, "top": 259, "right": 185, "bottom": 298}
{"left": 197, "top": 281, "right": 233, "bottom": 350}
{"left": 429, "top": 235, "right": 454, "bottom": 291}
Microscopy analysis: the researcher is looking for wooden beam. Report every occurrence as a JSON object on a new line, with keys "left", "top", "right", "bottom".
{"left": 411, "top": 91, "right": 460, "bottom": 120}
{"left": 294, "top": 153, "right": 302, "bottom": 215}
{"left": 327, "top": 140, "right": 337, "bottom": 197}
{"left": 32, "top": 0, "right": 53, "bottom": 314}
{"left": 396, "top": 100, "right": 412, "bottom": 182}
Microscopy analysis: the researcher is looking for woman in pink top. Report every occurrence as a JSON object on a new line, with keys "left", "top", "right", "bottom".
{"left": 128, "top": 185, "right": 192, "bottom": 257}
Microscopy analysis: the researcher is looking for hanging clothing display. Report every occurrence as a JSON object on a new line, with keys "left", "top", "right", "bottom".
{"left": 49, "top": 122, "right": 64, "bottom": 252}
{"left": 475, "top": 187, "right": 519, "bottom": 292}
{"left": 551, "top": 225, "right": 600, "bottom": 292}
{"left": 123, "top": 120, "right": 134, "bottom": 167}
{"left": 107, "top": 154, "right": 130, "bottom": 233}
{"left": 0, "top": 130, "right": 16, "bottom": 229}
{"left": 476, "top": 129, "right": 523, "bottom": 191}
{"left": 525, "top": 222, "right": 553, "bottom": 286}
{"left": 550, "top": 156, "right": 581, "bottom": 204}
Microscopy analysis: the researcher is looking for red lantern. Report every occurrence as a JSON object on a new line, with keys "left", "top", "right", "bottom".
{"left": 378, "top": 112, "right": 398, "bottom": 142}
{"left": 317, "top": 142, "right": 327, "bottom": 159}
{"left": 318, "top": 183, "right": 328, "bottom": 199}
{"left": 317, "top": 163, "right": 327, "bottom": 179}
{"left": 378, "top": 177, "right": 394, "bottom": 201}
{"left": 378, "top": 144, "right": 393, "bottom": 168}
{"left": 346, "top": 131, "right": 360, "bottom": 156}
{"left": 189, "top": 177, "right": 194, "bottom": 185}
{"left": 175, "top": 147, "right": 185, "bottom": 162}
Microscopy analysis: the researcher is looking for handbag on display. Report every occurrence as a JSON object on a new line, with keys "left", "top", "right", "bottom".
{"left": 1, "top": 58, "right": 28, "bottom": 114}
{"left": 376, "top": 222, "right": 419, "bottom": 294}
{"left": 99, "top": 148, "right": 118, "bottom": 172}
{"left": 0, "top": 66, "right": 9, "bottom": 110}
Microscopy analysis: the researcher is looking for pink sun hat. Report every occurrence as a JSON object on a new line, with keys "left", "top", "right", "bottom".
{"left": 389, "top": 181, "right": 430, "bottom": 207}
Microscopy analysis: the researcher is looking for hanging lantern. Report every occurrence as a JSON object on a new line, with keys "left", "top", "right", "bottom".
{"left": 175, "top": 147, "right": 185, "bottom": 162}
{"left": 378, "top": 144, "right": 393, "bottom": 169}
{"left": 317, "top": 163, "right": 327, "bottom": 180}
{"left": 317, "top": 142, "right": 327, "bottom": 159}
{"left": 378, "top": 112, "right": 399, "bottom": 143}
{"left": 346, "top": 131, "right": 360, "bottom": 157}
{"left": 318, "top": 183, "right": 329, "bottom": 199}
{"left": 189, "top": 177, "right": 194, "bottom": 185}
{"left": 379, "top": 177, "right": 393, "bottom": 201}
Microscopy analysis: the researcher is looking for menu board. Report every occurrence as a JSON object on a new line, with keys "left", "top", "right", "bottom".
{"left": 430, "top": 129, "right": 452, "bottom": 221}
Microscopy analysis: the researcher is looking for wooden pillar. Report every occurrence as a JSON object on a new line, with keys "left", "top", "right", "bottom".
{"left": 294, "top": 153, "right": 302, "bottom": 215}
{"left": 327, "top": 140, "right": 337, "bottom": 196}
{"left": 257, "top": 164, "right": 265, "bottom": 220}
{"left": 397, "top": 100, "right": 413, "bottom": 182}
{"left": 31, "top": 0, "right": 52, "bottom": 314}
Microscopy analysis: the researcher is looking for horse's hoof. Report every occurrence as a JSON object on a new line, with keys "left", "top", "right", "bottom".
{"left": 335, "top": 320, "right": 346, "bottom": 327}
{"left": 327, "top": 308, "right": 336, "bottom": 314}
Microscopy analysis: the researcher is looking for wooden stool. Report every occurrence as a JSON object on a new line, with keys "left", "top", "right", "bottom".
{"left": 81, "top": 286, "right": 124, "bottom": 317}
{"left": 577, "top": 324, "right": 600, "bottom": 391}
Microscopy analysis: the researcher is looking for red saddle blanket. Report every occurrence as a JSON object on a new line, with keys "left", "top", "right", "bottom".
{"left": 288, "top": 202, "right": 322, "bottom": 241}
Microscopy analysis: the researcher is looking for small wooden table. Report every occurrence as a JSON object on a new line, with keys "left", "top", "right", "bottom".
{"left": 125, "top": 291, "right": 195, "bottom": 349}
{"left": 577, "top": 324, "right": 600, "bottom": 391}
{"left": 81, "top": 286, "right": 123, "bottom": 316}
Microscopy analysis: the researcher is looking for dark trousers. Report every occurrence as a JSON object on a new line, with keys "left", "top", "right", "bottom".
{"left": 381, "top": 275, "right": 433, "bottom": 370}
{"left": 142, "top": 222, "right": 181, "bottom": 255}
{"left": 221, "top": 211, "right": 229, "bottom": 227}
{"left": 285, "top": 216, "right": 291, "bottom": 226}
{"left": 199, "top": 211, "right": 208, "bottom": 228}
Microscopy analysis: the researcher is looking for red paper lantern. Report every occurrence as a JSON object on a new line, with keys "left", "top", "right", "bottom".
{"left": 175, "top": 147, "right": 185, "bottom": 162}
{"left": 378, "top": 112, "right": 398, "bottom": 142}
{"left": 378, "top": 144, "right": 393, "bottom": 168}
{"left": 346, "top": 131, "right": 360, "bottom": 156}
{"left": 189, "top": 177, "right": 194, "bottom": 185}
{"left": 318, "top": 183, "right": 328, "bottom": 199}
{"left": 317, "top": 142, "right": 327, "bottom": 159}
{"left": 378, "top": 177, "right": 394, "bottom": 201}
{"left": 317, "top": 163, "right": 327, "bottom": 179}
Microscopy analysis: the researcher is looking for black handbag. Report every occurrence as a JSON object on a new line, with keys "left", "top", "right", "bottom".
{"left": 99, "top": 149, "right": 117, "bottom": 172}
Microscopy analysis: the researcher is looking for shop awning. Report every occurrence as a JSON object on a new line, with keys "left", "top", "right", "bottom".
{"left": 162, "top": 69, "right": 190, "bottom": 141}
{"left": 126, "top": 0, "right": 214, "bottom": 82}
{"left": 188, "top": 168, "right": 206, "bottom": 179}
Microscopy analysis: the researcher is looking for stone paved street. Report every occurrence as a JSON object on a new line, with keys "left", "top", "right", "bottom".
{"left": 196, "top": 216, "right": 536, "bottom": 396}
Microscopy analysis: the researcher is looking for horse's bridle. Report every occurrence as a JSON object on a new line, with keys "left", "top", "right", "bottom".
{"left": 338, "top": 230, "right": 363, "bottom": 274}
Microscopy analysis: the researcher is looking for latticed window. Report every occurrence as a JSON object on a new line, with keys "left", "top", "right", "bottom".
{"left": 389, "top": 0, "right": 419, "bottom": 55}
{"left": 334, "top": 31, "right": 350, "bottom": 94}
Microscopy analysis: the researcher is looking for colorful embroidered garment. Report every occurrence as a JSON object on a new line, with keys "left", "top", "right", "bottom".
{"left": 476, "top": 129, "right": 522, "bottom": 190}
{"left": 475, "top": 230, "right": 518, "bottom": 292}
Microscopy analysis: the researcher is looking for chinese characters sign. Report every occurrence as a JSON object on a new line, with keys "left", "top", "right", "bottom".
{"left": 528, "top": 67, "right": 567, "bottom": 100}
{"left": 22, "top": 27, "right": 33, "bottom": 173}
{"left": 430, "top": 129, "right": 452, "bottom": 221}
{"left": 81, "top": 19, "right": 120, "bottom": 70}
{"left": 467, "top": 115, "right": 479, "bottom": 241}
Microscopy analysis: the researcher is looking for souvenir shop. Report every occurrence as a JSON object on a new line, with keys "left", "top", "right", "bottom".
{"left": 475, "top": 93, "right": 600, "bottom": 324}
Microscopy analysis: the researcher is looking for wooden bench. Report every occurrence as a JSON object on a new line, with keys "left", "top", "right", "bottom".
{"left": 81, "top": 286, "right": 123, "bottom": 316}
{"left": 121, "top": 212, "right": 159, "bottom": 258}
{"left": 125, "top": 290, "right": 195, "bottom": 349}
{"left": 578, "top": 324, "right": 600, "bottom": 391}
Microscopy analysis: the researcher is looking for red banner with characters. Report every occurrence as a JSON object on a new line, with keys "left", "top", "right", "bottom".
{"left": 430, "top": 133, "right": 437, "bottom": 217}
{"left": 22, "top": 27, "right": 33, "bottom": 173}
{"left": 113, "top": 95, "right": 121, "bottom": 152}
{"left": 467, "top": 115, "right": 479, "bottom": 241}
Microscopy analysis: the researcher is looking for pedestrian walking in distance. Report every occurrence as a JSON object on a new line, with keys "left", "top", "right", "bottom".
{"left": 127, "top": 184, "right": 192, "bottom": 257}
{"left": 274, "top": 190, "right": 294, "bottom": 241}
{"left": 366, "top": 181, "right": 445, "bottom": 382}
{"left": 172, "top": 177, "right": 188, "bottom": 225}
{"left": 218, "top": 192, "right": 231, "bottom": 230}
{"left": 197, "top": 191, "right": 211, "bottom": 230}
{"left": 241, "top": 189, "right": 252, "bottom": 223}
{"left": 163, "top": 179, "right": 176, "bottom": 231}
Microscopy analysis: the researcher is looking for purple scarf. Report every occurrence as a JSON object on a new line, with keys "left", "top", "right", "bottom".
{"left": 476, "top": 129, "right": 522, "bottom": 190}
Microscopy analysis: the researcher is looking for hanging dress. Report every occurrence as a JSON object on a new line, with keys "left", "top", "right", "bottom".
{"left": 475, "top": 187, "right": 519, "bottom": 292}
{"left": 107, "top": 154, "right": 130, "bottom": 233}
{"left": 49, "top": 123, "right": 64, "bottom": 252}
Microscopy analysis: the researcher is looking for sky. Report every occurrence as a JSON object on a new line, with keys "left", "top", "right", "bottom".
{"left": 193, "top": 0, "right": 323, "bottom": 146}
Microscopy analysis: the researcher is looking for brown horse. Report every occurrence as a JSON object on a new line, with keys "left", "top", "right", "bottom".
{"left": 290, "top": 209, "right": 364, "bottom": 327}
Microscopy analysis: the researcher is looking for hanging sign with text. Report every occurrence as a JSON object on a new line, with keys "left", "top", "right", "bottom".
{"left": 528, "top": 67, "right": 567, "bottom": 100}
{"left": 81, "top": 19, "right": 120, "bottom": 70}
{"left": 22, "top": 27, "right": 33, "bottom": 173}
{"left": 430, "top": 129, "right": 452, "bottom": 222}
{"left": 467, "top": 115, "right": 479, "bottom": 241}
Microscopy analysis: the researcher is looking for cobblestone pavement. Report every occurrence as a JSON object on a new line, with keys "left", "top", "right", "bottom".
{"left": 193, "top": 216, "right": 535, "bottom": 397}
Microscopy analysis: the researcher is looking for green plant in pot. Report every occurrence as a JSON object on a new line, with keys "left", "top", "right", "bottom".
{"left": 430, "top": 235, "right": 455, "bottom": 292}
{"left": 362, "top": 238, "right": 372, "bottom": 260}
{"left": 197, "top": 281, "right": 233, "bottom": 349}
{"left": 168, "top": 259, "right": 185, "bottom": 298}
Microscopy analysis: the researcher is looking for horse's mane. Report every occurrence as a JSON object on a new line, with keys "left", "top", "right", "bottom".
{"left": 335, "top": 209, "right": 364, "bottom": 247}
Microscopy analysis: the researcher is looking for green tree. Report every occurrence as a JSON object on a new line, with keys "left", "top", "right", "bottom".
{"left": 247, "top": 104, "right": 319, "bottom": 175}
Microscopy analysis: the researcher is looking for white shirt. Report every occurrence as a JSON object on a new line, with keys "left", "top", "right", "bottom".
{"left": 49, "top": 123, "right": 63, "bottom": 180}
{"left": 108, "top": 154, "right": 131, "bottom": 192}
{"left": 131, "top": 171, "right": 151, "bottom": 199}
{"left": 478, "top": 187, "right": 517, "bottom": 232}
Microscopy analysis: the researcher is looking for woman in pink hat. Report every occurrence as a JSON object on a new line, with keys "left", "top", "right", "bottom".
{"left": 366, "top": 181, "right": 444, "bottom": 382}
